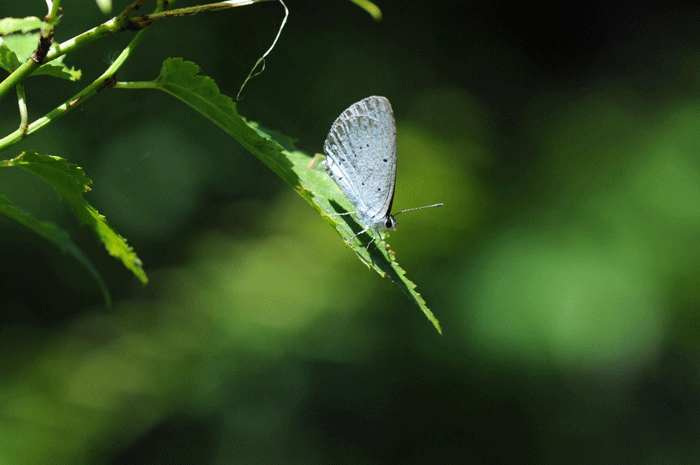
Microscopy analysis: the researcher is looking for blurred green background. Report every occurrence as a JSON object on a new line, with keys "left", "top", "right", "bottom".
{"left": 2, "top": 0, "right": 700, "bottom": 463}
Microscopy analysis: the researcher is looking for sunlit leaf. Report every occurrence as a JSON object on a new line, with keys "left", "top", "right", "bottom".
{"left": 0, "top": 38, "right": 22, "bottom": 73}
{"left": 4, "top": 151, "right": 148, "bottom": 285}
{"left": 145, "top": 58, "right": 440, "bottom": 333}
{"left": 0, "top": 17, "right": 44, "bottom": 35}
{"left": 35, "top": 57, "right": 82, "bottom": 81}
{"left": 0, "top": 32, "right": 38, "bottom": 63}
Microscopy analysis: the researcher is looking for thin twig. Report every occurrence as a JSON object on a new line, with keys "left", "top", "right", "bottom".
{"left": 129, "top": 0, "right": 274, "bottom": 23}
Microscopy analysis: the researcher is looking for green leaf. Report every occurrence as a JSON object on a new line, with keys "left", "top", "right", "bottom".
{"left": 0, "top": 195, "right": 111, "bottom": 306}
{"left": 35, "top": 57, "right": 82, "bottom": 81}
{"left": 0, "top": 33, "right": 38, "bottom": 64}
{"left": 147, "top": 58, "right": 441, "bottom": 333}
{"left": 5, "top": 151, "right": 148, "bottom": 285}
{"left": 0, "top": 38, "right": 22, "bottom": 73}
{"left": 349, "top": 0, "right": 383, "bottom": 21}
{"left": 0, "top": 17, "right": 44, "bottom": 35}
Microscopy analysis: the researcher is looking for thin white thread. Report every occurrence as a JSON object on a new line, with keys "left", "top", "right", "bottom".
{"left": 237, "top": 0, "right": 288, "bottom": 100}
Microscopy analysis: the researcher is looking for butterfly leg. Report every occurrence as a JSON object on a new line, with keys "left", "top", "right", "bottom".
{"left": 327, "top": 211, "right": 376, "bottom": 247}
{"left": 364, "top": 228, "right": 380, "bottom": 250}
{"left": 345, "top": 225, "right": 370, "bottom": 243}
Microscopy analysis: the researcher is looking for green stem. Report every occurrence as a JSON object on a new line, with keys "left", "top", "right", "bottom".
{"left": 0, "top": 16, "right": 119, "bottom": 101}
{"left": 47, "top": 0, "right": 62, "bottom": 25}
{"left": 112, "top": 81, "right": 161, "bottom": 90}
{"left": 0, "top": 0, "right": 276, "bottom": 151}
{"left": 43, "top": 17, "right": 120, "bottom": 63}
{"left": 0, "top": 0, "right": 157, "bottom": 101}
{"left": 16, "top": 84, "right": 28, "bottom": 135}
{"left": 0, "top": 0, "right": 272, "bottom": 102}
{"left": 0, "top": 60, "right": 40, "bottom": 102}
{"left": 129, "top": 0, "right": 274, "bottom": 23}
{"left": 0, "top": 4, "right": 163, "bottom": 152}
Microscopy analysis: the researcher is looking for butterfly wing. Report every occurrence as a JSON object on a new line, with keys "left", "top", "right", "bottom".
{"left": 323, "top": 96, "right": 397, "bottom": 227}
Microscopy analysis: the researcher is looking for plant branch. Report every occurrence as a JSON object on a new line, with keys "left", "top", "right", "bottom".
{"left": 46, "top": 0, "right": 62, "bottom": 24}
{"left": 120, "top": 0, "right": 149, "bottom": 19}
{"left": 0, "top": 1, "right": 167, "bottom": 151}
{"left": 0, "top": 0, "right": 273, "bottom": 102}
{"left": 0, "top": 17, "right": 119, "bottom": 101}
{"left": 0, "top": 0, "right": 155, "bottom": 101}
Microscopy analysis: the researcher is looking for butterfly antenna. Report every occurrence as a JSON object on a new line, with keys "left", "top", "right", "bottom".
{"left": 394, "top": 203, "right": 444, "bottom": 216}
